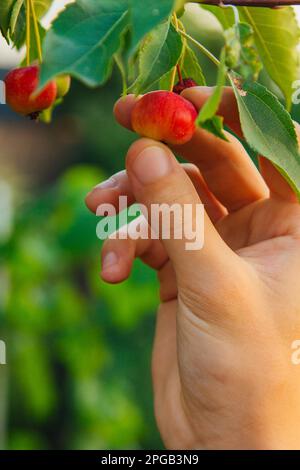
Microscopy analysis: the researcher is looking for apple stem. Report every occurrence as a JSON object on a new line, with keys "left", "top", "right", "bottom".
{"left": 176, "top": 64, "right": 183, "bottom": 83}
{"left": 26, "top": 0, "right": 31, "bottom": 66}
{"left": 30, "top": 0, "right": 43, "bottom": 63}
{"left": 169, "top": 12, "right": 182, "bottom": 92}
{"left": 169, "top": 65, "right": 178, "bottom": 92}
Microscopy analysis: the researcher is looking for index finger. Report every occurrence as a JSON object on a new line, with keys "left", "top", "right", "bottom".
{"left": 114, "top": 89, "right": 268, "bottom": 212}
{"left": 182, "top": 86, "right": 242, "bottom": 138}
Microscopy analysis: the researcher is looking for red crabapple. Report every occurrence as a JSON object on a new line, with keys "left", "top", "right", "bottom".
{"left": 131, "top": 91, "right": 197, "bottom": 145}
{"left": 4, "top": 65, "right": 57, "bottom": 117}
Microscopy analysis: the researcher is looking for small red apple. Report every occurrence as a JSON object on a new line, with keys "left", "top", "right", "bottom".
{"left": 173, "top": 78, "right": 197, "bottom": 95}
{"left": 4, "top": 65, "right": 57, "bottom": 117}
{"left": 131, "top": 91, "right": 197, "bottom": 145}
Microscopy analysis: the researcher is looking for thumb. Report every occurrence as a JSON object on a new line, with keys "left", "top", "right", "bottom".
{"left": 126, "top": 138, "right": 234, "bottom": 284}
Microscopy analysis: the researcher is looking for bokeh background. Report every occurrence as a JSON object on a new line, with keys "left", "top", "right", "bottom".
{"left": 0, "top": 1, "right": 299, "bottom": 450}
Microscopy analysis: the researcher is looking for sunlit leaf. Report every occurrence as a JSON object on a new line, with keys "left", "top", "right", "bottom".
{"left": 232, "top": 76, "right": 300, "bottom": 198}
{"left": 133, "top": 21, "right": 183, "bottom": 94}
{"left": 129, "top": 0, "right": 174, "bottom": 52}
{"left": 40, "top": 0, "right": 129, "bottom": 88}
{"left": 197, "top": 50, "right": 227, "bottom": 140}
{"left": 200, "top": 4, "right": 234, "bottom": 30}
{"left": 0, "top": 0, "right": 16, "bottom": 40}
{"left": 239, "top": 6, "right": 300, "bottom": 109}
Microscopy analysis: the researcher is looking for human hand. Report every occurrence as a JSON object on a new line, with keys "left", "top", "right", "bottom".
{"left": 86, "top": 87, "right": 300, "bottom": 450}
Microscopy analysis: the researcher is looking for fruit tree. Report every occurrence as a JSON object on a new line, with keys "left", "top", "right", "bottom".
{"left": 1, "top": 0, "right": 300, "bottom": 197}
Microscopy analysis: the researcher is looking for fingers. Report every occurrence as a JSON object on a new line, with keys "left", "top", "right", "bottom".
{"left": 101, "top": 215, "right": 178, "bottom": 304}
{"left": 183, "top": 164, "right": 226, "bottom": 223}
{"left": 113, "top": 94, "right": 137, "bottom": 131}
{"left": 258, "top": 122, "right": 300, "bottom": 203}
{"left": 173, "top": 126, "right": 268, "bottom": 212}
{"left": 125, "top": 138, "right": 235, "bottom": 282}
{"left": 101, "top": 215, "right": 168, "bottom": 284}
{"left": 86, "top": 164, "right": 226, "bottom": 224}
{"left": 157, "top": 261, "right": 177, "bottom": 302}
{"left": 259, "top": 157, "right": 298, "bottom": 203}
{"left": 178, "top": 87, "right": 269, "bottom": 211}
{"left": 114, "top": 91, "right": 269, "bottom": 213}
{"left": 182, "top": 86, "right": 242, "bottom": 137}
{"left": 85, "top": 170, "right": 135, "bottom": 214}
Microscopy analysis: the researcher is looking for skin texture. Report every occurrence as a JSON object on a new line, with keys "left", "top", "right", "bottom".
{"left": 86, "top": 88, "right": 300, "bottom": 449}
{"left": 4, "top": 66, "right": 57, "bottom": 115}
{"left": 131, "top": 91, "right": 197, "bottom": 145}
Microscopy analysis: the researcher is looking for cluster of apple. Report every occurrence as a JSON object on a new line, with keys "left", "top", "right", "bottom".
{"left": 4, "top": 65, "right": 70, "bottom": 120}
{"left": 4, "top": 65, "right": 198, "bottom": 145}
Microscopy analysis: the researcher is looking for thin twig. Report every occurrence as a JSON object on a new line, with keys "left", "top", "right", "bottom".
{"left": 170, "top": 12, "right": 180, "bottom": 92}
{"left": 198, "top": 0, "right": 300, "bottom": 6}
{"left": 26, "top": 0, "right": 31, "bottom": 66}
{"left": 178, "top": 29, "right": 220, "bottom": 67}
{"left": 30, "top": 0, "right": 43, "bottom": 63}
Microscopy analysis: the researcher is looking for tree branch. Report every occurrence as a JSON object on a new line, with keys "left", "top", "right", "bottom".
{"left": 200, "top": 0, "right": 300, "bottom": 6}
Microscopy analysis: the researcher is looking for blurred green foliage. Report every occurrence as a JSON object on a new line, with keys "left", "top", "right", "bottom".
{"left": 1, "top": 6, "right": 292, "bottom": 450}
{"left": 0, "top": 163, "right": 160, "bottom": 449}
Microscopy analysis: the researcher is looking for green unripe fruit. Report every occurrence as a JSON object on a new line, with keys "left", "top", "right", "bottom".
{"left": 177, "top": 7, "right": 185, "bottom": 18}
{"left": 175, "top": 0, "right": 186, "bottom": 11}
{"left": 56, "top": 75, "right": 71, "bottom": 98}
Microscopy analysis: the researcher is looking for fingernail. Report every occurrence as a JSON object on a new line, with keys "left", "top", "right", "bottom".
{"left": 132, "top": 146, "right": 173, "bottom": 185}
{"left": 102, "top": 251, "right": 119, "bottom": 273}
{"left": 86, "top": 178, "right": 118, "bottom": 200}
{"left": 96, "top": 177, "right": 118, "bottom": 190}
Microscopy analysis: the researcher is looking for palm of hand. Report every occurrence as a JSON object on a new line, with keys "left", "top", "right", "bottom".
{"left": 156, "top": 197, "right": 300, "bottom": 449}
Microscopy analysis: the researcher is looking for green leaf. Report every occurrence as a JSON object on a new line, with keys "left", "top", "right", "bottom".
{"left": 159, "top": 69, "right": 173, "bottom": 91}
{"left": 9, "top": 0, "right": 23, "bottom": 34}
{"left": 159, "top": 44, "right": 206, "bottom": 91}
{"left": 231, "top": 77, "right": 300, "bottom": 198}
{"left": 114, "top": 53, "right": 128, "bottom": 97}
{"left": 197, "top": 52, "right": 226, "bottom": 122}
{"left": 0, "top": 0, "right": 16, "bottom": 40}
{"left": 9, "top": 0, "right": 51, "bottom": 48}
{"left": 9, "top": 0, "right": 26, "bottom": 47}
{"left": 224, "top": 22, "right": 262, "bottom": 81}
{"left": 133, "top": 21, "right": 183, "bottom": 94}
{"left": 201, "top": 115, "right": 228, "bottom": 142}
{"left": 32, "top": 0, "right": 52, "bottom": 18}
{"left": 199, "top": 4, "right": 234, "bottom": 30}
{"left": 196, "top": 50, "right": 227, "bottom": 140}
{"left": 129, "top": 0, "right": 174, "bottom": 52}
{"left": 181, "top": 45, "right": 206, "bottom": 85}
{"left": 201, "top": 5, "right": 299, "bottom": 110}
{"left": 239, "top": 6, "right": 299, "bottom": 110}
{"left": 40, "top": 0, "right": 129, "bottom": 88}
